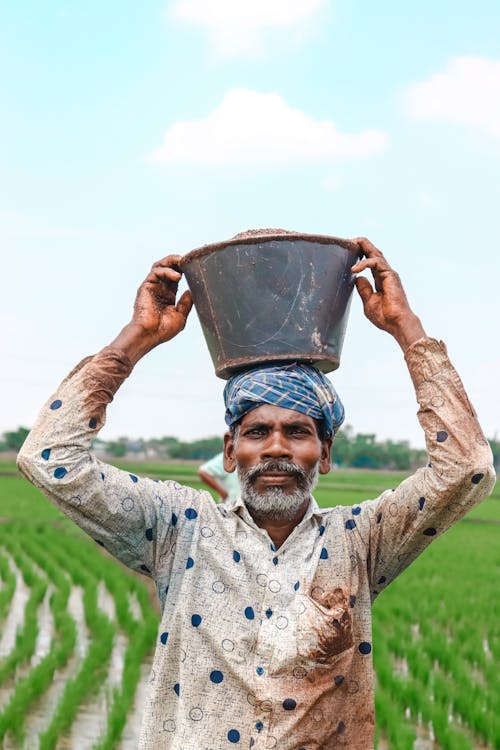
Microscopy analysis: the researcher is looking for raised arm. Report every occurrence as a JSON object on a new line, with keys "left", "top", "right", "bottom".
{"left": 343, "top": 238, "right": 495, "bottom": 594}
{"left": 17, "top": 256, "right": 198, "bottom": 583}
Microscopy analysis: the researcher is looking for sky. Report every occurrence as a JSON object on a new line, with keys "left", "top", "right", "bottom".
{"left": 1, "top": 0, "right": 499, "bottom": 449}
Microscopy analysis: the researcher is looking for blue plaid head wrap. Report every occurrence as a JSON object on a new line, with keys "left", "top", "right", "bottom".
{"left": 223, "top": 363, "right": 344, "bottom": 439}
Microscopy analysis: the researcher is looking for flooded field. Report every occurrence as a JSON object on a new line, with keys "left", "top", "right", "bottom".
{"left": 0, "top": 462, "right": 499, "bottom": 748}
{"left": 0, "top": 516, "right": 159, "bottom": 749}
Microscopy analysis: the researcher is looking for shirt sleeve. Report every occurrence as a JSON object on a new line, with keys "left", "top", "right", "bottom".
{"left": 199, "top": 452, "right": 225, "bottom": 478}
{"left": 16, "top": 346, "right": 209, "bottom": 580}
{"left": 341, "top": 338, "right": 496, "bottom": 598}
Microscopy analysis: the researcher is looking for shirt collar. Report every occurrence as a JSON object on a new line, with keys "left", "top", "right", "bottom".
{"left": 220, "top": 493, "right": 323, "bottom": 523}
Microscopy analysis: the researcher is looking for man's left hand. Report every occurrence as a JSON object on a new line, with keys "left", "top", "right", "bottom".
{"left": 351, "top": 237, "right": 427, "bottom": 351}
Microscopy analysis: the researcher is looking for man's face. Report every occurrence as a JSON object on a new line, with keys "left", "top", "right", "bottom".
{"left": 223, "top": 404, "right": 332, "bottom": 521}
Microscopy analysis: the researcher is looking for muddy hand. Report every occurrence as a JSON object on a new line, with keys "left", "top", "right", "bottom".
{"left": 351, "top": 238, "right": 426, "bottom": 351}
{"left": 132, "top": 255, "right": 193, "bottom": 346}
{"left": 109, "top": 255, "right": 193, "bottom": 366}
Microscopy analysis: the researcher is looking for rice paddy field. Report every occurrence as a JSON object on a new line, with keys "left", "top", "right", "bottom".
{"left": 0, "top": 457, "right": 498, "bottom": 749}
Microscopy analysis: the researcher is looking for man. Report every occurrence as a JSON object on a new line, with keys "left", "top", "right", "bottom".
{"left": 198, "top": 451, "right": 240, "bottom": 502}
{"left": 17, "top": 236, "right": 495, "bottom": 749}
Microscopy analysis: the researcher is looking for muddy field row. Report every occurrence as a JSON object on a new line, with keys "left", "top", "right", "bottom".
{"left": 0, "top": 522, "right": 158, "bottom": 749}
{"left": 1, "top": 464, "right": 499, "bottom": 748}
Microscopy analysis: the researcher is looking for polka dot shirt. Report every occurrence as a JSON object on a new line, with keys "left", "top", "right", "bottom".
{"left": 17, "top": 338, "right": 495, "bottom": 749}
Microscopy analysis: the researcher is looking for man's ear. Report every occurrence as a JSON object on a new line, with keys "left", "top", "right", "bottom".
{"left": 223, "top": 432, "right": 236, "bottom": 473}
{"left": 319, "top": 438, "right": 332, "bottom": 475}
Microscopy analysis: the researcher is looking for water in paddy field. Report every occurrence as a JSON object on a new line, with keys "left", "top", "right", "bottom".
{"left": 118, "top": 654, "right": 154, "bottom": 749}
{"left": 22, "top": 585, "right": 89, "bottom": 748}
{"left": 1, "top": 554, "right": 496, "bottom": 750}
{"left": 31, "top": 586, "right": 54, "bottom": 667}
{"left": 0, "top": 555, "right": 31, "bottom": 713}
{"left": 0, "top": 556, "right": 153, "bottom": 749}
{"left": 0, "top": 556, "right": 30, "bottom": 659}
{"left": 58, "top": 583, "right": 152, "bottom": 749}
{"left": 377, "top": 715, "right": 495, "bottom": 750}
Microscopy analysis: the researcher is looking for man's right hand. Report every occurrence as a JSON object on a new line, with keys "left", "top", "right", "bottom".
{"left": 133, "top": 255, "right": 193, "bottom": 344}
{"left": 110, "top": 255, "right": 193, "bottom": 365}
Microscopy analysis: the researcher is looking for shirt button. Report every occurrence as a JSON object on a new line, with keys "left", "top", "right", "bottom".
{"left": 256, "top": 666, "right": 264, "bottom": 676}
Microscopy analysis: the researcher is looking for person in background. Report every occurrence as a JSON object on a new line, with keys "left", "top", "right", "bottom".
{"left": 198, "top": 451, "right": 240, "bottom": 502}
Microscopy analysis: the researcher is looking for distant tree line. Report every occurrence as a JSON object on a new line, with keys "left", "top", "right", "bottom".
{"left": 93, "top": 435, "right": 225, "bottom": 461}
{"left": 3, "top": 425, "right": 499, "bottom": 471}
{"left": 1, "top": 427, "right": 30, "bottom": 453}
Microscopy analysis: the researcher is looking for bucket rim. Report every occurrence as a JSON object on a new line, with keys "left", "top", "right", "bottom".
{"left": 214, "top": 352, "right": 340, "bottom": 379}
{"left": 179, "top": 231, "right": 361, "bottom": 268}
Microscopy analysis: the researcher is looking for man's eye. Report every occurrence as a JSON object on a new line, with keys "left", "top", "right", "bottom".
{"left": 246, "top": 428, "right": 266, "bottom": 437}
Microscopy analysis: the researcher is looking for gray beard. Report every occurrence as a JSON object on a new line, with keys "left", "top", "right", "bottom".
{"left": 237, "top": 460, "right": 319, "bottom": 522}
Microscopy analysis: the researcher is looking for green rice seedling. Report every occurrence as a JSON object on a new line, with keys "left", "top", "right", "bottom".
{"left": 46, "top": 523, "right": 159, "bottom": 744}
{"left": 439, "top": 725, "right": 473, "bottom": 750}
{"left": 3, "top": 466, "right": 497, "bottom": 748}
{"left": 0, "top": 548, "right": 16, "bottom": 623}
{"left": 49, "top": 524, "right": 158, "bottom": 747}
{"left": 0, "top": 542, "right": 47, "bottom": 686}
{"left": 95, "top": 613, "right": 156, "bottom": 746}
{"left": 37, "top": 575, "right": 115, "bottom": 750}
{"left": 92, "top": 615, "right": 154, "bottom": 745}
{"left": 462, "top": 688, "right": 499, "bottom": 747}
{"left": 489, "top": 719, "right": 500, "bottom": 750}
{"left": 424, "top": 696, "right": 452, "bottom": 746}
{"left": 0, "top": 536, "right": 81, "bottom": 743}
{"left": 94, "top": 627, "right": 152, "bottom": 750}
{"left": 441, "top": 663, "right": 497, "bottom": 749}
{"left": 402, "top": 677, "right": 425, "bottom": 721}
{"left": 385, "top": 625, "right": 412, "bottom": 661}
{"left": 5, "top": 525, "right": 117, "bottom": 748}
{"left": 0, "top": 534, "right": 78, "bottom": 744}
{"left": 375, "top": 683, "right": 416, "bottom": 750}
{"left": 372, "top": 517, "right": 500, "bottom": 749}
{"left": 405, "top": 643, "right": 432, "bottom": 687}
{"left": 0, "top": 651, "right": 56, "bottom": 743}
{"left": 50, "top": 529, "right": 159, "bottom": 748}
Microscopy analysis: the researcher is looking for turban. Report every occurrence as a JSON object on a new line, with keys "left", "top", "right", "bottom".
{"left": 223, "top": 363, "right": 344, "bottom": 439}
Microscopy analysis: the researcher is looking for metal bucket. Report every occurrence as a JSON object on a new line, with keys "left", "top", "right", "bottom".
{"left": 179, "top": 229, "right": 361, "bottom": 379}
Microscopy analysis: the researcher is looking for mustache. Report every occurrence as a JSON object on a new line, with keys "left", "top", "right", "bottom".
{"left": 243, "top": 461, "right": 307, "bottom": 483}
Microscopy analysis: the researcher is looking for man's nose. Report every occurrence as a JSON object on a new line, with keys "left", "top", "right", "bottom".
{"left": 261, "top": 431, "right": 292, "bottom": 460}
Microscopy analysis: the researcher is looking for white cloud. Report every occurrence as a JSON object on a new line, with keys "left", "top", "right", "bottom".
{"left": 404, "top": 56, "right": 500, "bottom": 137}
{"left": 170, "top": 0, "right": 329, "bottom": 57}
{"left": 151, "top": 88, "right": 388, "bottom": 167}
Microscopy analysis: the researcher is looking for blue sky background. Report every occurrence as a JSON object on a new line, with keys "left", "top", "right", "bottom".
{"left": 1, "top": 0, "right": 499, "bottom": 448}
